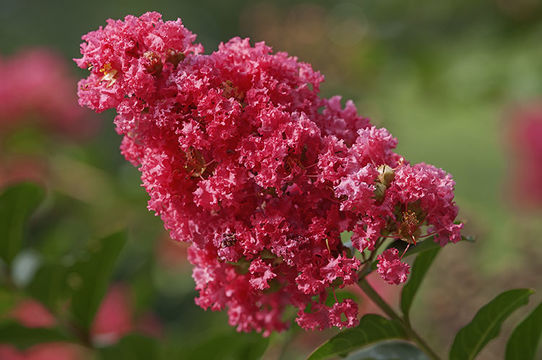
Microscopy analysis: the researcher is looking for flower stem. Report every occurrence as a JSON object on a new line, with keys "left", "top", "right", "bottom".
{"left": 358, "top": 279, "right": 441, "bottom": 360}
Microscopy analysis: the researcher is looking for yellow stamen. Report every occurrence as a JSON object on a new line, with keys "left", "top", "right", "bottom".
{"left": 99, "top": 63, "right": 118, "bottom": 87}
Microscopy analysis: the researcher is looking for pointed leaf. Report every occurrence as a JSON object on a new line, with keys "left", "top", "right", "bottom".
{"left": 0, "top": 322, "right": 74, "bottom": 349}
{"left": 69, "top": 231, "right": 126, "bottom": 329}
{"left": 505, "top": 301, "right": 542, "bottom": 360}
{"left": 0, "top": 288, "right": 17, "bottom": 315}
{"left": 401, "top": 247, "right": 440, "bottom": 322}
{"left": 26, "top": 263, "right": 69, "bottom": 312}
{"left": 325, "top": 289, "right": 359, "bottom": 307}
{"left": 370, "top": 235, "right": 472, "bottom": 272}
{"left": 307, "top": 314, "right": 407, "bottom": 360}
{"left": 186, "top": 331, "right": 270, "bottom": 360}
{"left": 344, "top": 340, "right": 429, "bottom": 360}
{"left": 0, "top": 183, "right": 45, "bottom": 266}
{"left": 450, "top": 288, "right": 533, "bottom": 360}
{"left": 99, "top": 334, "right": 158, "bottom": 360}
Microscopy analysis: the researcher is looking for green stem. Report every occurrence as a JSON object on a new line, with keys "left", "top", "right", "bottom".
{"left": 358, "top": 279, "right": 441, "bottom": 360}
{"left": 358, "top": 238, "right": 385, "bottom": 281}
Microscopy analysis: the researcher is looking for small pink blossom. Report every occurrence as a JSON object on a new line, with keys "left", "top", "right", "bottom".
{"left": 506, "top": 103, "right": 542, "bottom": 208}
{"left": 249, "top": 258, "right": 277, "bottom": 290}
{"left": 376, "top": 248, "right": 410, "bottom": 285}
{"left": 91, "top": 285, "right": 134, "bottom": 345}
{"left": 329, "top": 299, "right": 359, "bottom": 328}
{"left": 8, "top": 300, "right": 55, "bottom": 328}
{"left": 0, "top": 48, "right": 98, "bottom": 138}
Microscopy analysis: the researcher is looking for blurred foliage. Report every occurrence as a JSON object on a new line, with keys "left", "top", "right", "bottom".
{"left": 1, "top": 0, "right": 542, "bottom": 359}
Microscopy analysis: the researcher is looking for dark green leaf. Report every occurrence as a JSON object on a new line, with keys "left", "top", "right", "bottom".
{"left": 130, "top": 259, "right": 155, "bottom": 314}
{"left": 449, "top": 288, "right": 534, "bottom": 360}
{"left": 26, "top": 263, "right": 68, "bottom": 312}
{"left": 0, "top": 183, "right": 45, "bottom": 266}
{"left": 505, "top": 301, "right": 542, "bottom": 360}
{"left": 307, "top": 314, "right": 407, "bottom": 360}
{"left": 371, "top": 235, "right": 473, "bottom": 271}
{"left": 400, "top": 247, "right": 440, "bottom": 322}
{"left": 0, "top": 322, "right": 73, "bottom": 349}
{"left": 99, "top": 334, "right": 158, "bottom": 360}
{"left": 325, "top": 289, "right": 359, "bottom": 307}
{"left": 344, "top": 340, "right": 429, "bottom": 360}
{"left": 0, "top": 288, "right": 17, "bottom": 315}
{"left": 401, "top": 235, "right": 473, "bottom": 259}
{"left": 186, "top": 331, "right": 269, "bottom": 360}
{"left": 401, "top": 239, "right": 438, "bottom": 258}
{"left": 69, "top": 231, "right": 126, "bottom": 330}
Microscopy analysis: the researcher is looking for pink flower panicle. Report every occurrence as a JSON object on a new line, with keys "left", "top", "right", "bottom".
{"left": 76, "top": 12, "right": 462, "bottom": 335}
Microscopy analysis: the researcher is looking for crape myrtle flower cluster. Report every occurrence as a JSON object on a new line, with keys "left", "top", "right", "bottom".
{"left": 76, "top": 12, "right": 462, "bottom": 335}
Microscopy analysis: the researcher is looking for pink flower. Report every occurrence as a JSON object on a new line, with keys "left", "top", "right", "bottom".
{"left": 8, "top": 299, "right": 55, "bottom": 328}
{"left": 0, "top": 48, "right": 102, "bottom": 192}
{"left": 296, "top": 303, "right": 332, "bottom": 331}
{"left": 91, "top": 285, "right": 134, "bottom": 345}
{"left": 384, "top": 163, "right": 463, "bottom": 246}
{"left": 506, "top": 103, "right": 542, "bottom": 208}
{"left": 329, "top": 299, "right": 359, "bottom": 328}
{"left": 0, "top": 343, "right": 81, "bottom": 360}
{"left": 0, "top": 285, "right": 161, "bottom": 359}
{"left": 75, "top": 12, "right": 461, "bottom": 334}
{"left": 0, "top": 300, "right": 81, "bottom": 360}
{"left": 0, "top": 48, "right": 98, "bottom": 138}
{"left": 376, "top": 249, "right": 410, "bottom": 285}
{"left": 248, "top": 258, "right": 277, "bottom": 290}
{"left": 91, "top": 284, "right": 163, "bottom": 344}
{"left": 0, "top": 156, "right": 49, "bottom": 189}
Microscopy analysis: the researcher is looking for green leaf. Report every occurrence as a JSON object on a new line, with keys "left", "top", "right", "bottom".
{"left": 341, "top": 231, "right": 353, "bottom": 243}
{"left": 26, "top": 263, "right": 68, "bottom": 312}
{"left": 449, "top": 288, "right": 534, "bottom": 360}
{"left": 371, "top": 235, "right": 473, "bottom": 272}
{"left": 186, "top": 331, "right": 269, "bottom": 360}
{"left": 0, "top": 321, "right": 73, "bottom": 349}
{"left": 325, "top": 289, "right": 359, "bottom": 307}
{"left": 307, "top": 314, "right": 407, "bottom": 360}
{"left": 99, "top": 334, "right": 158, "bottom": 360}
{"left": 400, "top": 247, "right": 440, "bottom": 322}
{"left": 69, "top": 231, "right": 126, "bottom": 330}
{"left": 130, "top": 259, "right": 155, "bottom": 314}
{"left": 344, "top": 340, "right": 429, "bottom": 360}
{"left": 0, "top": 183, "right": 45, "bottom": 266}
{"left": 0, "top": 288, "right": 17, "bottom": 315}
{"left": 400, "top": 235, "right": 473, "bottom": 259}
{"left": 505, "top": 301, "right": 542, "bottom": 360}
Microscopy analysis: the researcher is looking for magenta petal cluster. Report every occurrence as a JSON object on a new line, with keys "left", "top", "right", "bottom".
{"left": 507, "top": 104, "right": 542, "bottom": 208}
{"left": 0, "top": 48, "right": 97, "bottom": 137}
{"left": 376, "top": 249, "right": 410, "bottom": 285}
{"left": 75, "top": 12, "right": 462, "bottom": 335}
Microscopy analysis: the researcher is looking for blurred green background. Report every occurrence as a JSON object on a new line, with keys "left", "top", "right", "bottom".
{"left": 1, "top": 0, "right": 541, "bottom": 359}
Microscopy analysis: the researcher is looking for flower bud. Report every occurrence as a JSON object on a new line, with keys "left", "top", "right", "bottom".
{"left": 166, "top": 49, "right": 185, "bottom": 67}
{"left": 143, "top": 51, "right": 163, "bottom": 75}
{"left": 377, "top": 164, "right": 395, "bottom": 187}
